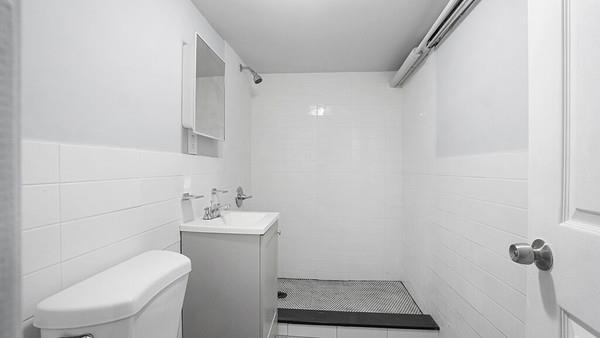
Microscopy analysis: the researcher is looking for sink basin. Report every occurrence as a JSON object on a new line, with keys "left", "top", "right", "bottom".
{"left": 180, "top": 211, "right": 279, "bottom": 235}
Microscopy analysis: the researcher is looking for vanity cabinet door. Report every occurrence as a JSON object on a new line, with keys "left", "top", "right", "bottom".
{"left": 260, "top": 222, "right": 279, "bottom": 338}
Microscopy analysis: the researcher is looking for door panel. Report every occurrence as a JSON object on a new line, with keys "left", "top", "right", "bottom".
{"left": 529, "top": 0, "right": 600, "bottom": 336}
{"left": 562, "top": 310, "right": 600, "bottom": 338}
{"left": 556, "top": 0, "right": 600, "bottom": 334}
{"left": 570, "top": 0, "right": 600, "bottom": 221}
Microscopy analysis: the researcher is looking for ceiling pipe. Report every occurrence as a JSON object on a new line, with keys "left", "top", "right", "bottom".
{"left": 390, "top": 0, "right": 481, "bottom": 87}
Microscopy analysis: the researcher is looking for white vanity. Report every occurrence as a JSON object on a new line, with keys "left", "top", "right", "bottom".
{"left": 181, "top": 211, "right": 279, "bottom": 338}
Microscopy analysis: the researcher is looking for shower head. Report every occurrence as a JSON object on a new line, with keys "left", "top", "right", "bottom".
{"left": 240, "top": 64, "right": 263, "bottom": 84}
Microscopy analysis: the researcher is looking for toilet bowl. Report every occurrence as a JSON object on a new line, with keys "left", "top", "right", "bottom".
{"left": 33, "top": 250, "right": 191, "bottom": 338}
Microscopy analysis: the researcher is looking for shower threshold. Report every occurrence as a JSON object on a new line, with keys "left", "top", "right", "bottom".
{"left": 276, "top": 279, "right": 439, "bottom": 336}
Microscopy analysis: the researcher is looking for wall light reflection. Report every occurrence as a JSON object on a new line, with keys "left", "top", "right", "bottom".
{"left": 309, "top": 105, "right": 326, "bottom": 116}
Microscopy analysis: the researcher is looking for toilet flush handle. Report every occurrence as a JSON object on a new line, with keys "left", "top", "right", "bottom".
{"left": 61, "top": 334, "right": 93, "bottom": 338}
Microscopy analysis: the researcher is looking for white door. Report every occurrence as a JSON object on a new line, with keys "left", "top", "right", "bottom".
{"left": 527, "top": 0, "right": 600, "bottom": 336}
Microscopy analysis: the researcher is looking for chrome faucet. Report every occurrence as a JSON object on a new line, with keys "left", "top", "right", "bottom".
{"left": 202, "top": 201, "right": 230, "bottom": 220}
{"left": 203, "top": 188, "right": 230, "bottom": 220}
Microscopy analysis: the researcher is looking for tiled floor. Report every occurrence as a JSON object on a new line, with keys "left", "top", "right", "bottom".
{"left": 278, "top": 279, "right": 422, "bottom": 314}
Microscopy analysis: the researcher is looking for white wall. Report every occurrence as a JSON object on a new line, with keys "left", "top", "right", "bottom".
{"left": 20, "top": 0, "right": 252, "bottom": 336}
{"left": 22, "top": 0, "right": 225, "bottom": 153}
{"left": 435, "top": 0, "right": 528, "bottom": 156}
{"left": 251, "top": 72, "right": 403, "bottom": 280}
{"left": 399, "top": 0, "right": 528, "bottom": 337}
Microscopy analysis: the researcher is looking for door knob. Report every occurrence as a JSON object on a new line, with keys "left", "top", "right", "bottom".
{"left": 509, "top": 239, "right": 553, "bottom": 271}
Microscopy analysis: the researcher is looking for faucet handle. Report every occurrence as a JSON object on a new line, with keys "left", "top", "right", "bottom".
{"left": 235, "top": 186, "right": 253, "bottom": 208}
{"left": 202, "top": 207, "right": 211, "bottom": 220}
{"left": 211, "top": 188, "right": 228, "bottom": 195}
{"left": 182, "top": 192, "right": 204, "bottom": 201}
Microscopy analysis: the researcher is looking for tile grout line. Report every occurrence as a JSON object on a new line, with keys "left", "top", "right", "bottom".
{"left": 58, "top": 145, "right": 64, "bottom": 290}
{"left": 60, "top": 218, "right": 182, "bottom": 264}
{"left": 60, "top": 197, "right": 180, "bottom": 224}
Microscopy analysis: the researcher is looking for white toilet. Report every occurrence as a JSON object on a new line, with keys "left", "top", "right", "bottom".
{"left": 33, "top": 250, "right": 191, "bottom": 338}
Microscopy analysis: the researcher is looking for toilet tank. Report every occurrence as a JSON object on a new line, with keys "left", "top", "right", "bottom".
{"left": 34, "top": 250, "right": 191, "bottom": 338}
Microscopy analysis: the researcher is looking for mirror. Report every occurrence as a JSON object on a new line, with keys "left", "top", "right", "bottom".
{"left": 194, "top": 33, "right": 225, "bottom": 140}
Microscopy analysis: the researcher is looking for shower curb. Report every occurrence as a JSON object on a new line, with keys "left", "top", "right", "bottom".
{"left": 278, "top": 309, "right": 439, "bottom": 331}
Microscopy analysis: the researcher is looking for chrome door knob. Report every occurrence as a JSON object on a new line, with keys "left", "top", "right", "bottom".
{"left": 509, "top": 239, "right": 553, "bottom": 271}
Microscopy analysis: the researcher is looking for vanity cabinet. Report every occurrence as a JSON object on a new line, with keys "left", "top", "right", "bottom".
{"left": 182, "top": 221, "right": 279, "bottom": 338}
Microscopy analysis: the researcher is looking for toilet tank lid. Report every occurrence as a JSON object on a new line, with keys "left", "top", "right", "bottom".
{"left": 33, "top": 250, "right": 191, "bottom": 329}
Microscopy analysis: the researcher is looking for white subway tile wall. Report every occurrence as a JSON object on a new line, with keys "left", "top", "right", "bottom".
{"left": 277, "top": 324, "right": 438, "bottom": 338}
{"left": 251, "top": 72, "right": 403, "bottom": 280}
{"left": 337, "top": 326, "right": 387, "bottom": 338}
{"left": 400, "top": 51, "right": 528, "bottom": 338}
{"left": 287, "top": 324, "right": 337, "bottom": 338}
{"left": 20, "top": 140, "right": 229, "bottom": 336}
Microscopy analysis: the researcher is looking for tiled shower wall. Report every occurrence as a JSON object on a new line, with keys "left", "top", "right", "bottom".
{"left": 251, "top": 72, "right": 403, "bottom": 280}
{"left": 399, "top": 0, "right": 528, "bottom": 337}
{"left": 20, "top": 140, "right": 231, "bottom": 337}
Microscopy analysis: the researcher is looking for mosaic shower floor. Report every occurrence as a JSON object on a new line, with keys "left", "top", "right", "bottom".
{"left": 278, "top": 278, "right": 422, "bottom": 314}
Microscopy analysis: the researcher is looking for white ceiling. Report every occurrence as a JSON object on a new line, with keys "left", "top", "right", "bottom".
{"left": 190, "top": 0, "right": 449, "bottom": 73}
